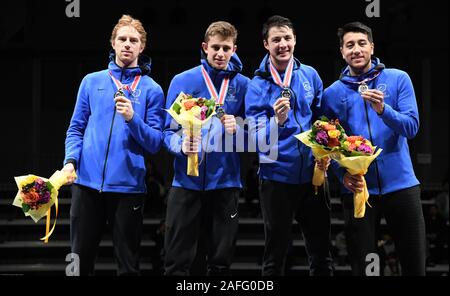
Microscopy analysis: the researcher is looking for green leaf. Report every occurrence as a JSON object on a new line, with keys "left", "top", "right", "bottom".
{"left": 22, "top": 203, "right": 30, "bottom": 213}
{"left": 205, "top": 98, "right": 216, "bottom": 107}
{"left": 206, "top": 106, "right": 214, "bottom": 118}
{"left": 173, "top": 103, "right": 182, "bottom": 114}
{"left": 46, "top": 181, "right": 54, "bottom": 192}
{"left": 336, "top": 123, "right": 346, "bottom": 136}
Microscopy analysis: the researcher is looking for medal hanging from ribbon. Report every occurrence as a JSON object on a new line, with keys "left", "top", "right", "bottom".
{"left": 201, "top": 65, "right": 229, "bottom": 119}
{"left": 109, "top": 71, "right": 141, "bottom": 98}
{"left": 347, "top": 71, "right": 381, "bottom": 94}
{"left": 269, "top": 57, "right": 294, "bottom": 98}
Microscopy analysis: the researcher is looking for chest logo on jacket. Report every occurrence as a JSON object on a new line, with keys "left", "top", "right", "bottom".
{"left": 130, "top": 89, "right": 141, "bottom": 104}
{"left": 376, "top": 84, "right": 390, "bottom": 98}
{"left": 303, "top": 82, "right": 314, "bottom": 98}
{"left": 132, "top": 88, "right": 141, "bottom": 97}
{"left": 225, "top": 86, "right": 238, "bottom": 102}
{"left": 303, "top": 82, "right": 312, "bottom": 92}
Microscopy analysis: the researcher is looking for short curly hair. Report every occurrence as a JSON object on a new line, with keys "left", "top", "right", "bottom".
{"left": 110, "top": 15, "right": 147, "bottom": 49}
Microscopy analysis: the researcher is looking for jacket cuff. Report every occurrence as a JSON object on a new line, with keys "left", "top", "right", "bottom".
{"left": 65, "top": 159, "right": 77, "bottom": 171}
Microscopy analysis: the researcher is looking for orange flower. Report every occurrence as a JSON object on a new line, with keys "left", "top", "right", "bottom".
{"left": 183, "top": 100, "right": 196, "bottom": 111}
{"left": 347, "top": 135, "right": 364, "bottom": 143}
{"left": 322, "top": 123, "right": 336, "bottom": 131}
{"left": 21, "top": 190, "right": 40, "bottom": 204}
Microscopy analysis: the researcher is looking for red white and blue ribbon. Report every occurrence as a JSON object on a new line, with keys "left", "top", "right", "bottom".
{"left": 201, "top": 65, "right": 229, "bottom": 106}
{"left": 109, "top": 71, "right": 141, "bottom": 96}
{"left": 269, "top": 57, "right": 294, "bottom": 89}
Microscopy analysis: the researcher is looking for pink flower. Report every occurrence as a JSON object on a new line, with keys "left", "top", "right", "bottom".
{"left": 200, "top": 106, "right": 208, "bottom": 120}
{"left": 315, "top": 130, "right": 329, "bottom": 146}
{"left": 357, "top": 143, "right": 373, "bottom": 154}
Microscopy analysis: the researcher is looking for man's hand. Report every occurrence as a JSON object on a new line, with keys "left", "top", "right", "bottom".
{"left": 221, "top": 114, "right": 237, "bottom": 134}
{"left": 182, "top": 133, "right": 201, "bottom": 155}
{"left": 115, "top": 96, "right": 134, "bottom": 121}
{"left": 361, "top": 89, "right": 385, "bottom": 115}
{"left": 316, "top": 156, "right": 330, "bottom": 171}
{"left": 343, "top": 172, "right": 365, "bottom": 193}
{"left": 273, "top": 97, "right": 290, "bottom": 126}
{"left": 62, "top": 163, "right": 76, "bottom": 185}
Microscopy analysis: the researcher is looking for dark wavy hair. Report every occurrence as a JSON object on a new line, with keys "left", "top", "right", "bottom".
{"left": 337, "top": 22, "right": 373, "bottom": 46}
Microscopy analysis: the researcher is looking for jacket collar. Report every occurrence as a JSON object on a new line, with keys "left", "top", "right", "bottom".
{"left": 200, "top": 49, "right": 243, "bottom": 81}
{"left": 254, "top": 53, "right": 301, "bottom": 80}
{"left": 108, "top": 61, "right": 142, "bottom": 83}
{"left": 339, "top": 57, "right": 385, "bottom": 84}
{"left": 108, "top": 50, "right": 152, "bottom": 83}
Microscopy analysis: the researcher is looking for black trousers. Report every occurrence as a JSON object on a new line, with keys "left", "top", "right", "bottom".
{"left": 164, "top": 187, "right": 239, "bottom": 276}
{"left": 342, "top": 185, "right": 426, "bottom": 276}
{"left": 70, "top": 184, "right": 144, "bottom": 276}
{"left": 259, "top": 179, "right": 334, "bottom": 276}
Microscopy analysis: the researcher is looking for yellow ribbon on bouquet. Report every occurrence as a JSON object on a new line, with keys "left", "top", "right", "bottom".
{"left": 295, "top": 131, "right": 338, "bottom": 195}
{"left": 185, "top": 122, "right": 202, "bottom": 176}
{"left": 331, "top": 148, "right": 382, "bottom": 218}
{"left": 41, "top": 170, "right": 77, "bottom": 243}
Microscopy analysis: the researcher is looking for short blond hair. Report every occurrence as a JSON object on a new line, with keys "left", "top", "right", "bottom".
{"left": 204, "top": 21, "right": 237, "bottom": 44}
{"left": 110, "top": 15, "right": 147, "bottom": 49}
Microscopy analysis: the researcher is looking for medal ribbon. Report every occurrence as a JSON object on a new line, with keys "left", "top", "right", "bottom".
{"left": 347, "top": 70, "right": 381, "bottom": 88}
{"left": 269, "top": 57, "right": 294, "bottom": 89}
{"left": 109, "top": 71, "right": 141, "bottom": 96}
{"left": 201, "top": 65, "right": 229, "bottom": 106}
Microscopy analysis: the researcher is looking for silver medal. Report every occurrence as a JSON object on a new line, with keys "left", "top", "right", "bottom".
{"left": 114, "top": 88, "right": 125, "bottom": 98}
{"left": 216, "top": 107, "right": 225, "bottom": 119}
{"left": 358, "top": 83, "right": 369, "bottom": 94}
{"left": 281, "top": 88, "right": 291, "bottom": 98}
{"left": 278, "top": 88, "right": 291, "bottom": 113}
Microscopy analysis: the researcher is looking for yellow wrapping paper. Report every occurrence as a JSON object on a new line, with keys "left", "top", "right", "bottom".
{"left": 166, "top": 92, "right": 216, "bottom": 177}
{"left": 312, "top": 164, "right": 325, "bottom": 191}
{"left": 295, "top": 131, "right": 338, "bottom": 194}
{"left": 13, "top": 170, "right": 77, "bottom": 243}
{"left": 331, "top": 148, "right": 382, "bottom": 218}
{"left": 186, "top": 122, "right": 202, "bottom": 176}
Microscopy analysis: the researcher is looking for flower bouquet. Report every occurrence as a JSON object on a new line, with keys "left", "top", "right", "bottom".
{"left": 166, "top": 92, "right": 216, "bottom": 176}
{"left": 331, "top": 135, "right": 382, "bottom": 218}
{"left": 12, "top": 170, "right": 76, "bottom": 243}
{"left": 295, "top": 116, "right": 346, "bottom": 194}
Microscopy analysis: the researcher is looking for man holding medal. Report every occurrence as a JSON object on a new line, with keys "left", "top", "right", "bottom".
{"left": 321, "top": 22, "right": 426, "bottom": 275}
{"left": 245, "top": 15, "right": 334, "bottom": 276}
{"left": 162, "top": 21, "right": 250, "bottom": 275}
{"left": 62, "top": 15, "right": 164, "bottom": 275}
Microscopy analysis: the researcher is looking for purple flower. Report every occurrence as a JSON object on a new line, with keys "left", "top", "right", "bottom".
{"left": 39, "top": 191, "right": 51, "bottom": 204}
{"left": 315, "top": 130, "right": 329, "bottom": 146}
{"left": 357, "top": 144, "right": 372, "bottom": 154}
{"left": 34, "top": 178, "right": 45, "bottom": 191}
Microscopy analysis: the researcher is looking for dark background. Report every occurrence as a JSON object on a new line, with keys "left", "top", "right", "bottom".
{"left": 0, "top": 0, "right": 448, "bottom": 190}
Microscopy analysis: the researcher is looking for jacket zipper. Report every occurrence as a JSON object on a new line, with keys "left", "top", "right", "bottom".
{"left": 291, "top": 90, "right": 304, "bottom": 182}
{"left": 363, "top": 100, "right": 382, "bottom": 196}
{"left": 202, "top": 151, "right": 207, "bottom": 191}
{"left": 100, "top": 69, "right": 125, "bottom": 192}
